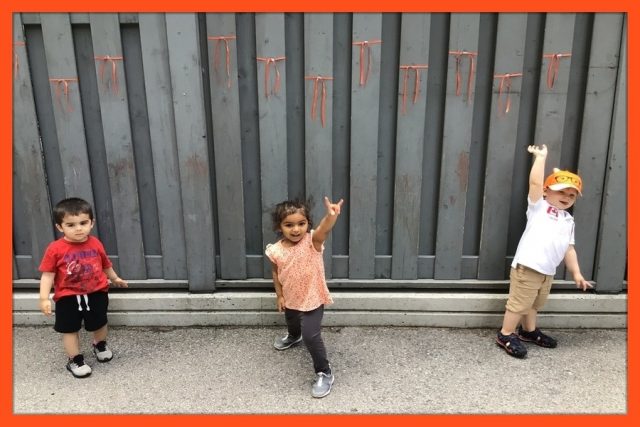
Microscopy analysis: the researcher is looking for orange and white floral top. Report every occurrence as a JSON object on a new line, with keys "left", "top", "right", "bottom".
{"left": 265, "top": 230, "right": 333, "bottom": 312}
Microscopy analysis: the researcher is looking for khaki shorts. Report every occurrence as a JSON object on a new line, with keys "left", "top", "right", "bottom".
{"left": 505, "top": 264, "right": 553, "bottom": 314}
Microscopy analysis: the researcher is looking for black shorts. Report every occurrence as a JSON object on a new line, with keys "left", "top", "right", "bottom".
{"left": 53, "top": 291, "right": 109, "bottom": 333}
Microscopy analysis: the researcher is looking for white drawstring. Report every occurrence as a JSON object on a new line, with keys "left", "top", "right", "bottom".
{"left": 76, "top": 294, "right": 90, "bottom": 311}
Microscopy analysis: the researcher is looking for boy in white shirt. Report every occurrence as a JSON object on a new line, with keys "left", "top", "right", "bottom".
{"left": 496, "top": 144, "right": 593, "bottom": 358}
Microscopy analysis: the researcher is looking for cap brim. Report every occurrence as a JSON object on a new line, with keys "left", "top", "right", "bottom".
{"left": 548, "top": 183, "right": 582, "bottom": 195}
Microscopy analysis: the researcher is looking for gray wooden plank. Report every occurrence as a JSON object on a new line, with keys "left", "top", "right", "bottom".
{"left": 594, "top": 16, "right": 626, "bottom": 293}
{"left": 15, "top": 256, "right": 34, "bottom": 279}
{"left": 144, "top": 256, "right": 163, "bottom": 279}
{"left": 23, "top": 25, "right": 65, "bottom": 208}
{"left": 12, "top": 188, "right": 35, "bottom": 277}
{"left": 572, "top": 13, "right": 624, "bottom": 280}
{"left": 39, "top": 13, "right": 94, "bottom": 202}
{"left": 166, "top": 13, "right": 216, "bottom": 291}
{"left": 534, "top": 13, "right": 576, "bottom": 170}
{"left": 71, "top": 25, "right": 118, "bottom": 261}
{"left": 375, "top": 13, "right": 401, "bottom": 258}
{"left": 121, "top": 25, "right": 161, "bottom": 257}
{"left": 506, "top": 14, "right": 545, "bottom": 258}
{"left": 331, "top": 13, "right": 351, "bottom": 270}
{"left": 534, "top": 13, "right": 576, "bottom": 279}
{"left": 205, "top": 13, "right": 247, "bottom": 279}
{"left": 349, "top": 13, "right": 382, "bottom": 279}
{"left": 236, "top": 14, "right": 262, "bottom": 264}
{"left": 390, "top": 13, "right": 430, "bottom": 280}
{"left": 139, "top": 13, "right": 188, "bottom": 280}
{"left": 255, "top": 13, "right": 288, "bottom": 278}
{"left": 434, "top": 13, "right": 480, "bottom": 279}
{"left": 13, "top": 253, "right": 19, "bottom": 281}
{"left": 89, "top": 13, "right": 146, "bottom": 279}
{"left": 304, "top": 13, "right": 334, "bottom": 277}
{"left": 13, "top": 14, "right": 55, "bottom": 273}
{"left": 418, "top": 13, "right": 446, "bottom": 262}
{"left": 462, "top": 13, "right": 496, "bottom": 261}
{"left": 284, "top": 14, "right": 306, "bottom": 200}
{"left": 478, "top": 13, "right": 527, "bottom": 279}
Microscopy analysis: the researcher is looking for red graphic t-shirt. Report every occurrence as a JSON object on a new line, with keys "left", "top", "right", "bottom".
{"left": 39, "top": 236, "right": 113, "bottom": 301}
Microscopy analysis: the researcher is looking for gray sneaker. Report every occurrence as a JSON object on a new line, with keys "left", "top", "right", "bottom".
{"left": 273, "top": 334, "right": 302, "bottom": 351}
{"left": 311, "top": 370, "right": 334, "bottom": 398}
{"left": 93, "top": 340, "right": 113, "bottom": 362}
{"left": 66, "top": 354, "right": 92, "bottom": 378}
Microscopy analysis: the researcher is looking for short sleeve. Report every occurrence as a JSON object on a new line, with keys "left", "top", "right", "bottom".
{"left": 38, "top": 243, "right": 57, "bottom": 273}
{"left": 99, "top": 246, "right": 112, "bottom": 269}
{"left": 265, "top": 243, "right": 277, "bottom": 264}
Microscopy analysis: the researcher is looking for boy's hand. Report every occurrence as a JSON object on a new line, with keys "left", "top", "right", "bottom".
{"left": 276, "top": 295, "right": 286, "bottom": 312}
{"left": 527, "top": 144, "right": 548, "bottom": 158}
{"left": 111, "top": 277, "right": 128, "bottom": 288}
{"left": 573, "top": 273, "right": 594, "bottom": 291}
{"left": 39, "top": 299, "right": 52, "bottom": 316}
{"left": 324, "top": 196, "right": 344, "bottom": 216}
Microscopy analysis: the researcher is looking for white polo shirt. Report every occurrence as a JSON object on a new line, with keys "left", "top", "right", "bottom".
{"left": 511, "top": 197, "right": 575, "bottom": 275}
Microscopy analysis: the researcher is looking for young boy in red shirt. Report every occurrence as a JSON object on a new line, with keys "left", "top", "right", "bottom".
{"left": 39, "top": 198, "right": 128, "bottom": 378}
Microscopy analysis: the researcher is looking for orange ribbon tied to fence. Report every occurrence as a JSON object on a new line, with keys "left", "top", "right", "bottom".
{"left": 543, "top": 53, "right": 571, "bottom": 90}
{"left": 494, "top": 73, "right": 522, "bottom": 116}
{"left": 208, "top": 35, "right": 237, "bottom": 89}
{"left": 94, "top": 55, "right": 123, "bottom": 95}
{"left": 399, "top": 64, "right": 429, "bottom": 114}
{"left": 14, "top": 41, "right": 25, "bottom": 78}
{"left": 256, "top": 56, "right": 286, "bottom": 98}
{"left": 49, "top": 78, "right": 78, "bottom": 113}
{"left": 305, "top": 75, "right": 334, "bottom": 128}
{"left": 352, "top": 39, "right": 382, "bottom": 87}
{"left": 449, "top": 50, "right": 477, "bottom": 105}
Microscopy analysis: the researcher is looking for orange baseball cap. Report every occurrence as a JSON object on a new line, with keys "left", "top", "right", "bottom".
{"left": 544, "top": 169, "right": 583, "bottom": 195}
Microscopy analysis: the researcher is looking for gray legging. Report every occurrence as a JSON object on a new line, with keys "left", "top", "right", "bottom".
{"left": 284, "top": 305, "right": 330, "bottom": 374}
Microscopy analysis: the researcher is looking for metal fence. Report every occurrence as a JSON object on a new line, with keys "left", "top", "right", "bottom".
{"left": 12, "top": 12, "right": 627, "bottom": 293}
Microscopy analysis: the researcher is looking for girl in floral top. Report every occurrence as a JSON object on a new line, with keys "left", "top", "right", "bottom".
{"left": 265, "top": 196, "right": 344, "bottom": 398}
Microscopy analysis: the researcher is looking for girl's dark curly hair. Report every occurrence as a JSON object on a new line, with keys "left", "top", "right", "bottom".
{"left": 271, "top": 198, "right": 313, "bottom": 234}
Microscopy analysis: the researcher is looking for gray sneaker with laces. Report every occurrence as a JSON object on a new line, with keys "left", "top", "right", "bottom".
{"left": 66, "top": 354, "right": 92, "bottom": 378}
{"left": 311, "top": 370, "right": 334, "bottom": 398}
{"left": 93, "top": 340, "right": 113, "bottom": 362}
{"left": 273, "top": 334, "right": 302, "bottom": 351}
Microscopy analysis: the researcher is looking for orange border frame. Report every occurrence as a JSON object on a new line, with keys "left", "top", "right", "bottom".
{"left": 3, "top": 1, "right": 635, "bottom": 426}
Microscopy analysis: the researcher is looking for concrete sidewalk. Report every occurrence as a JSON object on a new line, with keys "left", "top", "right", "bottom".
{"left": 13, "top": 325, "right": 626, "bottom": 414}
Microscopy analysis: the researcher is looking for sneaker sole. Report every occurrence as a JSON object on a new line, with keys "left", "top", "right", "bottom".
{"left": 66, "top": 365, "right": 92, "bottom": 378}
{"left": 495, "top": 338, "right": 527, "bottom": 359}
{"left": 517, "top": 335, "right": 557, "bottom": 348}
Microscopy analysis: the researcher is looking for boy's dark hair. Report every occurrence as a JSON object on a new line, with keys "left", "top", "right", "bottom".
{"left": 53, "top": 197, "right": 94, "bottom": 225}
{"left": 271, "top": 198, "right": 313, "bottom": 233}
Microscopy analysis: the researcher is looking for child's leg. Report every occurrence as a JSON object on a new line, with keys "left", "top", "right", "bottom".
{"left": 500, "top": 310, "right": 523, "bottom": 335}
{"left": 301, "top": 305, "right": 330, "bottom": 374}
{"left": 502, "top": 265, "right": 541, "bottom": 334}
{"left": 521, "top": 308, "right": 538, "bottom": 331}
{"left": 284, "top": 308, "right": 302, "bottom": 337}
{"left": 92, "top": 324, "right": 108, "bottom": 343}
{"left": 62, "top": 332, "right": 81, "bottom": 358}
{"left": 521, "top": 274, "right": 552, "bottom": 332}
